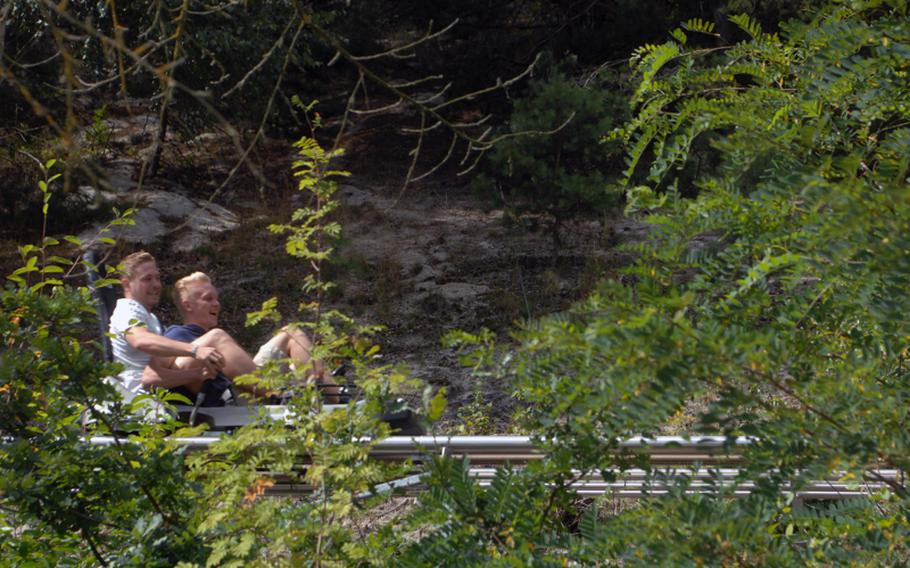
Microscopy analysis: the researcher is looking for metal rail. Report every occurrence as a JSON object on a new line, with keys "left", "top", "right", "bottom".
{"left": 87, "top": 434, "right": 749, "bottom": 452}
{"left": 469, "top": 467, "right": 899, "bottom": 499}
{"left": 85, "top": 434, "right": 901, "bottom": 499}
{"left": 266, "top": 467, "right": 900, "bottom": 500}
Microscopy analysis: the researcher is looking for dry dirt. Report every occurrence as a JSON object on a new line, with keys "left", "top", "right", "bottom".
{"left": 326, "top": 175, "right": 647, "bottom": 431}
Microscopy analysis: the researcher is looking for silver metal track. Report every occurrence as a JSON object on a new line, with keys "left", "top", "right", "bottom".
{"left": 85, "top": 434, "right": 902, "bottom": 499}
{"left": 270, "top": 467, "right": 899, "bottom": 500}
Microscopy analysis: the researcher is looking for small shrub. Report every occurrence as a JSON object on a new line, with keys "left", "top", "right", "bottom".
{"left": 84, "top": 105, "right": 113, "bottom": 158}
{"left": 453, "top": 389, "right": 495, "bottom": 435}
{"left": 475, "top": 67, "right": 628, "bottom": 245}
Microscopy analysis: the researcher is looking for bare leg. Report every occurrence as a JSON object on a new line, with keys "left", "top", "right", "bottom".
{"left": 172, "top": 329, "right": 258, "bottom": 396}
{"left": 282, "top": 327, "right": 327, "bottom": 378}
{"left": 274, "top": 327, "right": 340, "bottom": 403}
{"left": 192, "top": 328, "right": 256, "bottom": 378}
{"left": 171, "top": 352, "right": 206, "bottom": 395}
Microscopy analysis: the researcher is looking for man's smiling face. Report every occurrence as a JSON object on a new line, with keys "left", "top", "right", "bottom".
{"left": 123, "top": 261, "right": 161, "bottom": 311}
{"left": 182, "top": 281, "right": 221, "bottom": 330}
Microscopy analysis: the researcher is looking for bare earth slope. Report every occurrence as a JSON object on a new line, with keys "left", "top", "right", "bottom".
{"left": 329, "top": 176, "right": 647, "bottom": 430}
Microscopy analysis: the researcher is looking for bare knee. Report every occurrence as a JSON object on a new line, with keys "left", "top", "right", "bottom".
{"left": 285, "top": 330, "right": 314, "bottom": 358}
{"left": 285, "top": 327, "right": 313, "bottom": 347}
{"left": 198, "top": 328, "right": 233, "bottom": 347}
{"left": 270, "top": 331, "right": 292, "bottom": 352}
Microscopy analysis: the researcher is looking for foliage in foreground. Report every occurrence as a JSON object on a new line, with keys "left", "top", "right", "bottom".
{"left": 0, "top": 277, "right": 412, "bottom": 566}
{"left": 399, "top": 1, "right": 910, "bottom": 565}
{"left": 0, "top": 130, "right": 416, "bottom": 566}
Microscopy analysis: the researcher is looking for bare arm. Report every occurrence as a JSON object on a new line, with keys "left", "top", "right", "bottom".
{"left": 141, "top": 357, "right": 212, "bottom": 390}
{"left": 125, "top": 325, "right": 199, "bottom": 357}
{"left": 125, "top": 326, "right": 223, "bottom": 372}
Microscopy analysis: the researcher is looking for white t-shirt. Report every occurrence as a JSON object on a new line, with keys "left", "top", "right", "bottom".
{"left": 108, "top": 298, "right": 163, "bottom": 401}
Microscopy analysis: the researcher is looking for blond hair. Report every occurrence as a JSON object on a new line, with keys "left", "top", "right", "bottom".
{"left": 120, "top": 251, "right": 156, "bottom": 280}
{"left": 172, "top": 271, "right": 212, "bottom": 313}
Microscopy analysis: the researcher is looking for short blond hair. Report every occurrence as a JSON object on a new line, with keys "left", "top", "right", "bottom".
{"left": 172, "top": 272, "right": 212, "bottom": 313}
{"left": 121, "top": 251, "right": 156, "bottom": 280}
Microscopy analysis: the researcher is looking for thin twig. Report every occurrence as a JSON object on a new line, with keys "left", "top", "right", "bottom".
{"left": 351, "top": 19, "right": 459, "bottom": 61}
{"left": 222, "top": 17, "right": 295, "bottom": 99}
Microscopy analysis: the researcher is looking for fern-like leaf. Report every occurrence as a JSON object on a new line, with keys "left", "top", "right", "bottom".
{"left": 729, "top": 13, "right": 762, "bottom": 40}
{"left": 682, "top": 17, "right": 716, "bottom": 35}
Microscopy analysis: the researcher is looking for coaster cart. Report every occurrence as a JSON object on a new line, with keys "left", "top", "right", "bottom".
{"left": 83, "top": 250, "right": 424, "bottom": 436}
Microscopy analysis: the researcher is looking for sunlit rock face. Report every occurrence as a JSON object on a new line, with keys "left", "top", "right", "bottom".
{"left": 77, "top": 188, "right": 239, "bottom": 252}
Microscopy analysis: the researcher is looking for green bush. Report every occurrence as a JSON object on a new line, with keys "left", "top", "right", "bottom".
{"left": 396, "top": 2, "right": 910, "bottom": 564}
{"left": 475, "top": 68, "right": 628, "bottom": 243}
{"left": 0, "top": 132, "right": 421, "bottom": 566}
{"left": 0, "top": 281, "right": 207, "bottom": 565}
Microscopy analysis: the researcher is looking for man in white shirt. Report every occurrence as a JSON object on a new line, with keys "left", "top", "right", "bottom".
{"left": 107, "top": 251, "right": 225, "bottom": 403}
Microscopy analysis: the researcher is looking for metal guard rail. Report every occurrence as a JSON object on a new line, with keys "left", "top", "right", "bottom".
{"left": 84, "top": 435, "right": 901, "bottom": 499}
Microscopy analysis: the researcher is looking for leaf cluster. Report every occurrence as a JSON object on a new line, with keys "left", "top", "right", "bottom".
{"left": 182, "top": 114, "right": 425, "bottom": 566}
{"left": 391, "top": 1, "right": 910, "bottom": 564}
{"left": 0, "top": 112, "right": 425, "bottom": 566}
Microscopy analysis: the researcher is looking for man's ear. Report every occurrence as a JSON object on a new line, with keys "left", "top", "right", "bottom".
{"left": 121, "top": 277, "right": 131, "bottom": 295}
